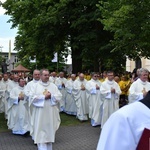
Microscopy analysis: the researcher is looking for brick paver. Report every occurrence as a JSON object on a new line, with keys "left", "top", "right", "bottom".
{"left": 0, "top": 123, "right": 100, "bottom": 150}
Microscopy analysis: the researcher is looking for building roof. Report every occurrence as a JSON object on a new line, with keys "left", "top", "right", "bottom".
{"left": 11, "top": 64, "right": 30, "bottom": 72}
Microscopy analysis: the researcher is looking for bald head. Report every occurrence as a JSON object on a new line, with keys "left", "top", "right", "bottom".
{"left": 52, "top": 72, "right": 57, "bottom": 77}
{"left": 59, "top": 72, "right": 64, "bottom": 78}
{"left": 71, "top": 74, "right": 76, "bottom": 81}
{"left": 13, "top": 74, "right": 19, "bottom": 82}
{"left": 79, "top": 73, "right": 84, "bottom": 81}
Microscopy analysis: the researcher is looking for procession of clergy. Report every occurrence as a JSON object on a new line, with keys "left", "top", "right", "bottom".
{"left": 0, "top": 67, "right": 149, "bottom": 150}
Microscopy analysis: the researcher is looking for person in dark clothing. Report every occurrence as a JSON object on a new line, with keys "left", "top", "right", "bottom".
{"left": 1, "top": 60, "right": 8, "bottom": 74}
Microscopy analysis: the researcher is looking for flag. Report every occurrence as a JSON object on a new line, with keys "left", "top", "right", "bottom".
{"left": 51, "top": 52, "right": 58, "bottom": 62}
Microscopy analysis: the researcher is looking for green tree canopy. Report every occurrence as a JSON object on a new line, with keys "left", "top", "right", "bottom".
{"left": 1, "top": 0, "right": 130, "bottom": 73}
{"left": 97, "top": 0, "right": 150, "bottom": 60}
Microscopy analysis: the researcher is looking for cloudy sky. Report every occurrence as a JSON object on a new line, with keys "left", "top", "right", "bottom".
{"left": 0, "top": 1, "right": 17, "bottom": 52}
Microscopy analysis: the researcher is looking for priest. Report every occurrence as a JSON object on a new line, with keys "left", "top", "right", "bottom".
{"left": 29, "top": 69, "right": 62, "bottom": 150}
{"left": 24, "top": 69, "right": 40, "bottom": 135}
{"left": 100, "top": 71, "right": 121, "bottom": 128}
{"left": 97, "top": 91, "right": 150, "bottom": 150}
{"left": 86, "top": 72, "right": 102, "bottom": 126}
{"left": 1, "top": 73, "right": 11, "bottom": 119}
{"left": 55, "top": 72, "right": 67, "bottom": 111}
{"left": 129, "top": 68, "right": 150, "bottom": 103}
{"left": 73, "top": 73, "right": 88, "bottom": 121}
{"left": 64, "top": 74, "right": 77, "bottom": 115}
{"left": 7, "top": 78, "right": 29, "bottom": 135}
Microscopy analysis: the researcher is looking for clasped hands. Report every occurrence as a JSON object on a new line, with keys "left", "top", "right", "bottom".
{"left": 18, "top": 96, "right": 24, "bottom": 101}
{"left": 111, "top": 87, "right": 115, "bottom": 93}
{"left": 45, "top": 91, "right": 51, "bottom": 100}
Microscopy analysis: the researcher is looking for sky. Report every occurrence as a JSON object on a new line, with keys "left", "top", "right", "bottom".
{"left": 0, "top": 1, "right": 17, "bottom": 53}
{"left": 0, "top": 1, "right": 72, "bottom": 64}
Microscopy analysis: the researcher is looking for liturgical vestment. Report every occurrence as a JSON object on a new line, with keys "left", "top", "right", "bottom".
{"left": 29, "top": 81, "right": 62, "bottom": 144}
{"left": 97, "top": 91, "right": 150, "bottom": 150}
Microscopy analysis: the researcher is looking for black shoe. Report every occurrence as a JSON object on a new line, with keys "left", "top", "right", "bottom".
{"left": 23, "top": 131, "right": 30, "bottom": 137}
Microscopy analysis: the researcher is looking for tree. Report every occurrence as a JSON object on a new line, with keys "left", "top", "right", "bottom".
{"left": 63, "top": 0, "right": 115, "bottom": 72}
{"left": 2, "top": 0, "right": 69, "bottom": 71}
{"left": 97, "top": 0, "right": 150, "bottom": 60}
{"left": 2, "top": 0, "right": 127, "bottom": 73}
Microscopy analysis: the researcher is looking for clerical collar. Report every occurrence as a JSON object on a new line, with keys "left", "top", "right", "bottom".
{"left": 18, "top": 86, "right": 24, "bottom": 90}
{"left": 138, "top": 78, "right": 147, "bottom": 85}
{"left": 33, "top": 79, "right": 39, "bottom": 83}
{"left": 140, "top": 91, "right": 150, "bottom": 109}
{"left": 39, "top": 80, "right": 50, "bottom": 87}
{"left": 3, "top": 80, "right": 8, "bottom": 83}
{"left": 13, "top": 81, "right": 18, "bottom": 84}
{"left": 107, "top": 80, "right": 114, "bottom": 85}
{"left": 91, "top": 79, "right": 98, "bottom": 82}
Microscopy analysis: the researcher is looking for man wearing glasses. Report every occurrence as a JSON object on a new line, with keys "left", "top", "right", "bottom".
{"left": 100, "top": 71, "right": 121, "bottom": 128}
{"left": 86, "top": 72, "right": 102, "bottom": 126}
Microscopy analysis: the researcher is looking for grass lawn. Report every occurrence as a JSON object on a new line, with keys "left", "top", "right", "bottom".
{"left": 60, "top": 113, "right": 90, "bottom": 126}
{"left": 0, "top": 112, "right": 90, "bottom": 132}
{"left": 0, "top": 113, "right": 8, "bottom": 132}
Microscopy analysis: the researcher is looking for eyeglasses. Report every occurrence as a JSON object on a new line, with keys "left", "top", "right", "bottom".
{"left": 94, "top": 76, "right": 98, "bottom": 77}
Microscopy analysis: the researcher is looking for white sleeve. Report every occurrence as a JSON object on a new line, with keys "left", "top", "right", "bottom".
{"left": 129, "top": 83, "right": 143, "bottom": 103}
{"left": 90, "top": 87, "right": 97, "bottom": 94}
{"left": 97, "top": 112, "right": 137, "bottom": 150}
{"left": 32, "top": 95, "right": 45, "bottom": 107}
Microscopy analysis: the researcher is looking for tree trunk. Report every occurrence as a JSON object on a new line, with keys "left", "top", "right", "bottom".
{"left": 72, "top": 48, "right": 82, "bottom": 74}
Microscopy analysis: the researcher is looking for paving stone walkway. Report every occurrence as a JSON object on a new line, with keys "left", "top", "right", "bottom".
{"left": 0, "top": 123, "right": 101, "bottom": 150}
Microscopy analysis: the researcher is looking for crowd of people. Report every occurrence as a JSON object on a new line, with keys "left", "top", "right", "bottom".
{"left": 0, "top": 67, "right": 149, "bottom": 150}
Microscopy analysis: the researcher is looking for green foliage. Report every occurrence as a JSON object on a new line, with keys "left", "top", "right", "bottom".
{"left": 97, "top": 0, "right": 150, "bottom": 60}
{"left": 2, "top": 0, "right": 69, "bottom": 70}
{"left": 2, "top": 0, "right": 129, "bottom": 73}
{"left": 0, "top": 113, "right": 8, "bottom": 132}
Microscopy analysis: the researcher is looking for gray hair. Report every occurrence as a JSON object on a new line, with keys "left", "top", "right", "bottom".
{"left": 40, "top": 69, "right": 49, "bottom": 75}
{"left": 71, "top": 74, "right": 76, "bottom": 77}
{"left": 91, "top": 72, "right": 97, "bottom": 77}
{"left": 33, "top": 69, "right": 40, "bottom": 74}
{"left": 138, "top": 68, "right": 149, "bottom": 77}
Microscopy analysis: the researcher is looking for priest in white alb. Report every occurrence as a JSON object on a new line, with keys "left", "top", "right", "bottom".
{"left": 55, "top": 72, "right": 67, "bottom": 111}
{"left": 0, "top": 74, "right": 5, "bottom": 113}
{"left": 97, "top": 91, "right": 150, "bottom": 150}
{"left": 0, "top": 87, "right": 5, "bottom": 113}
{"left": 29, "top": 69, "right": 62, "bottom": 150}
{"left": 24, "top": 69, "right": 40, "bottom": 135}
{"left": 73, "top": 73, "right": 88, "bottom": 121}
{"left": 1, "top": 73, "right": 11, "bottom": 119}
{"left": 7, "top": 74, "right": 19, "bottom": 93}
{"left": 6, "top": 74, "right": 19, "bottom": 120}
{"left": 128, "top": 68, "right": 150, "bottom": 103}
{"left": 49, "top": 72, "right": 58, "bottom": 83}
{"left": 86, "top": 72, "right": 102, "bottom": 126}
{"left": 24, "top": 69, "right": 40, "bottom": 98}
{"left": 64, "top": 74, "right": 77, "bottom": 115}
{"left": 7, "top": 78, "right": 29, "bottom": 135}
{"left": 100, "top": 71, "right": 121, "bottom": 128}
